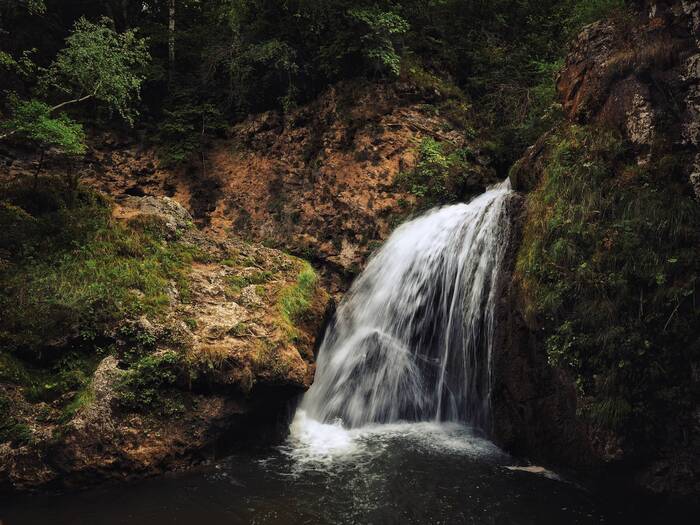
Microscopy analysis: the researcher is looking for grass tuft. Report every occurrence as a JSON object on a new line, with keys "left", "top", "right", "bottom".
{"left": 278, "top": 262, "right": 318, "bottom": 327}
{"left": 0, "top": 180, "right": 196, "bottom": 358}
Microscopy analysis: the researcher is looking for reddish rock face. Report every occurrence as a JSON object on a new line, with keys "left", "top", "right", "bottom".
{"left": 0, "top": 75, "right": 494, "bottom": 492}
{"left": 556, "top": 1, "right": 700, "bottom": 195}
{"left": 72, "top": 80, "right": 495, "bottom": 288}
{"left": 557, "top": 19, "right": 620, "bottom": 123}
{"left": 0, "top": 195, "right": 331, "bottom": 493}
{"left": 182, "top": 80, "right": 494, "bottom": 283}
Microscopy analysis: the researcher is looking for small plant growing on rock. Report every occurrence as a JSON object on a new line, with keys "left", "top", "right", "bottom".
{"left": 0, "top": 394, "right": 34, "bottom": 446}
{"left": 116, "top": 351, "right": 184, "bottom": 415}
{"left": 396, "top": 137, "right": 484, "bottom": 208}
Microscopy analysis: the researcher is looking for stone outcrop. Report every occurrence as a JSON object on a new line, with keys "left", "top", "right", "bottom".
{"left": 490, "top": 194, "right": 590, "bottom": 468}
{"left": 202, "top": 81, "right": 495, "bottom": 277}
{"left": 556, "top": 0, "right": 700, "bottom": 193}
{"left": 62, "top": 80, "right": 496, "bottom": 287}
{"left": 0, "top": 196, "right": 329, "bottom": 492}
{"left": 499, "top": 0, "right": 700, "bottom": 502}
{"left": 0, "top": 76, "right": 492, "bottom": 493}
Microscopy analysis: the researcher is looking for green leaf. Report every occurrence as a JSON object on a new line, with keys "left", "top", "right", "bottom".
{"left": 1, "top": 95, "right": 86, "bottom": 155}
{"left": 42, "top": 17, "right": 150, "bottom": 125}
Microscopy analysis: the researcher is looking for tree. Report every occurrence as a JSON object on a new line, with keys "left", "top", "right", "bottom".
{"left": 168, "top": 0, "right": 175, "bottom": 83}
{"left": 348, "top": 6, "right": 409, "bottom": 77}
{"left": 41, "top": 17, "right": 150, "bottom": 125}
{"left": 0, "top": 96, "right": 86, "bottom": 189}
{"left": 0, "top": 16, "right": 149, "bottom": 189}
{"left": 0, "top": 0, "right": 46, "bottom": 31}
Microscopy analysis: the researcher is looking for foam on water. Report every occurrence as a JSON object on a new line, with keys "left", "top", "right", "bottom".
{"left": 281, "top": 410, "right": 506, "bottom": 474}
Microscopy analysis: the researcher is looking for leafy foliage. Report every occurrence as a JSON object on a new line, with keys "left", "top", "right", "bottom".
{"left": 396, "top": 137, "right": 481, "bottom": 208}
{"left": 348, "top": 6, "right": 409, "bottom": 76}
{"left": 565, "top": 0, "right": 626, "bottom": 31}
{"left": 155, "top": 99, "right": 225, "bottom": 167}
{"left": 42, "top": 17, "right": 149, "bottom": 124}
{"left": 0, "top": 0, "right": 626, "bottom": 168}
{"left": 116, "top": 351, "right": 184, "bottom": 415}
{"left": 1, "top": 95, "right": 85, "bottom": 154}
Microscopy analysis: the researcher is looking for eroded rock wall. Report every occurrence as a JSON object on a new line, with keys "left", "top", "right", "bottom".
{"left": 498, "top": 0, "right": 700, "bottom": 501}
{"left": 61, "top": 80, "right": 495, "bottom": 286}
{"left": 556, "top": 0, "right": 700, "bottom": 192}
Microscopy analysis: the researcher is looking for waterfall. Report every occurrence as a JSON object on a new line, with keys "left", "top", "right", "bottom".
{"left": 301, "top": 180, "right": 514, "bottom": 431}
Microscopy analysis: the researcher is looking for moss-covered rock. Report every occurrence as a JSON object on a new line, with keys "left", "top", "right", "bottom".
{"left": 496, "top": 122, "right": 700, "bottom": 499}
{"left": 492, "top": 3, "right": 700, "bottom": 501}
{"left": 517, "top": 123, "right": 699, "bottom": 432}
{"left": 0, "top": 182, "right": 329, "bottom": 492}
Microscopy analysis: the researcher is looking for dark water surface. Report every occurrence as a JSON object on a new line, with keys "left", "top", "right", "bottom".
{"left": 0, "top": 416, "right": 690, "bottom": 525}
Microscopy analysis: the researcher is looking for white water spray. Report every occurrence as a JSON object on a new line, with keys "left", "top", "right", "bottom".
{"left": 300, "top": 180, "right": 514, "bottom": 431}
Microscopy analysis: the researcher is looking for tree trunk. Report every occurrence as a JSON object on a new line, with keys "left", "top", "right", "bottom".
{"left": 168, "top": 0, "right": 176, "bottom": 83}
{"left": 200, "top": 113, "right": 206, "bottom": 178}
{"left": 103, "top": 2, "right": 117, "bottom": 29}
{"left": 121, "top": 0, "right": 130, "bottom": 29}
{"left": 66, "top": 160, "right": 80, "bottom": 205}
{"left": 33, "top": 149, "right": 45, "bottom": 191}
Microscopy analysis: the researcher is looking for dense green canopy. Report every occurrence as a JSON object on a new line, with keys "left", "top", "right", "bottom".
{"left": 0, "top": 0, "right": 625, "bottom": 168}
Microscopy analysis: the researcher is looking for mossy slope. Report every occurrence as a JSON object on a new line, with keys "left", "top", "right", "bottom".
{"left": 516, "top": 124, "right": 700, "bottom": 444}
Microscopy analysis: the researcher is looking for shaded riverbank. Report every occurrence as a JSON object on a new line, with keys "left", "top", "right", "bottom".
{"left": 1, "top": 414, "right": 693, "bottom": 525}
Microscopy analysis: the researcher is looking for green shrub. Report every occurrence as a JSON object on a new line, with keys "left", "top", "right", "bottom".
{"left": 395, "top": 137, "right": 478, "bottom": 208}
{"left": 155, "top": 99, "right": 225, "bottom": 168}
{"left": 114, "top": 322, "right": 158, "bottom": 366}
{"left": 0, "top": 348, "right": 99, "bottom": 406}
{"left": 116, "top": 351, "right": 184, "bottom": 414}
{"left": 565, "top": 0, "right": 626, "bottom": 31}
{"left": 0, "top": 96, "right": 86, "bottom": 157}
{"left": 348, "top": 7, "right": 409, "bottom": 76}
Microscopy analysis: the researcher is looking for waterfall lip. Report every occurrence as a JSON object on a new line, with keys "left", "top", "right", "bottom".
{"left": 302, "top": 179, "right": 514, "bottom": 432}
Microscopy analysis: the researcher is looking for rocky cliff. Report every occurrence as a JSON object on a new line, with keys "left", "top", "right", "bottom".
{"left": 0, "top": 73, "right": 494, "bottom": 491}
{"left": 77, "top": 79, "right": 496, "bottom": 286}
{"left": 494, "top": 0, "right": 700, "bottom": 501}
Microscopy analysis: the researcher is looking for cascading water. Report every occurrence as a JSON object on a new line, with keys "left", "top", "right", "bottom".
{"left": 300, "top": 180, "right": 514, "bottom": 431}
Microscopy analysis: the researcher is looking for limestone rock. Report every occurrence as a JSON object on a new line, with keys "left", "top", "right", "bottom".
{"left": 497, "top": 1, "right": 700, "bottom": 501}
